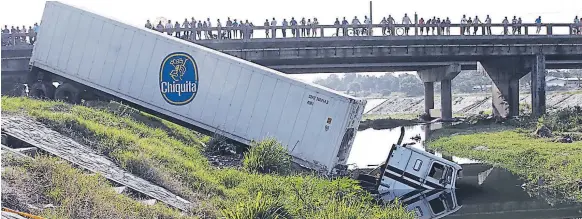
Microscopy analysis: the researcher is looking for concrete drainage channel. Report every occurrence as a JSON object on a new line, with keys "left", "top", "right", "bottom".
{"left": 1, "top": 115, "right": 193, "bottom": 213}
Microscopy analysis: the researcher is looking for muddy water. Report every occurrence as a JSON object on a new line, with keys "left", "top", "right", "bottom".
{"left": 347, "top": 123, "right": 478, "bottom": 169}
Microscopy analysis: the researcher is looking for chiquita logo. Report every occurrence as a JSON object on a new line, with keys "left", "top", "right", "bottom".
{"left": 159, "top": 52, "right": 199, "bottom": 105}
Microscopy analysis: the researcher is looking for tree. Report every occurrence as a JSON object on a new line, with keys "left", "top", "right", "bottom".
{"left": 347, "top": 82, "right": 362, "bottom": 95}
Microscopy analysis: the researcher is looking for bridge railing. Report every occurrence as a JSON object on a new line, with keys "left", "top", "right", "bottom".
{"left": 2, "top": 22, "right": 581, "bottom": 47}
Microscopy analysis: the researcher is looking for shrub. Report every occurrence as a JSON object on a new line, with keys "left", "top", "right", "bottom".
{"left": 243, "top": 138, "right": 291, "bottom": 175}
{"left": 220, "top": 192, "right": 292, "bottom": 219}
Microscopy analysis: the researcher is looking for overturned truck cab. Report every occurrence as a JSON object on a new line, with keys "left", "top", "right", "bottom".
{"left": 356, "top": 127, "right": 463, "bottom": 194}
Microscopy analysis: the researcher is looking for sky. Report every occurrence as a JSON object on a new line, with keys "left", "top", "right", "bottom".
{"left": 2, "top": 0, "right": 581, "bottom": 82}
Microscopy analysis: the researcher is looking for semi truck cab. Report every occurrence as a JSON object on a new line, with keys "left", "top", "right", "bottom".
{"left": 355, "top": 127, "right": 463, "bottom": 195}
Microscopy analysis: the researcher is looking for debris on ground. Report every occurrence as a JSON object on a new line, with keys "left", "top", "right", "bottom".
{"left": 535, "top": 125, "right": 553, "bottom": 138}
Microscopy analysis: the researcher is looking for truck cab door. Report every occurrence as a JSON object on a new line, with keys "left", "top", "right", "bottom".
{"left": 423, "top": 161, "right": 453, "bottom": 189}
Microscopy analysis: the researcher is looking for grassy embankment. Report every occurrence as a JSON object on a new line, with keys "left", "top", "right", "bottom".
{"left": 428, "top": 107, "right": 582, "bottom": 203}
{"left": 1, "top": 97, "right": 413, "bottom": 219}
{"left": 2, "top": 152, "right": 187, "bottom": 218}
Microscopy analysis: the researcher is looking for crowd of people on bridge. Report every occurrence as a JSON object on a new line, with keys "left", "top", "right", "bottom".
{"left": 1, "top": 23, "right": 39, "bottom": 46}
{"left": 2, "top": 15, "right": 582, "bottom": 46}
{"left": 142, "top": 15, "right": 582, "bottom": 40}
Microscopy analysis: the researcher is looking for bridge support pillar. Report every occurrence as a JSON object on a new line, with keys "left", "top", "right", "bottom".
{"left": 423, "top": 82, "right": 434, "bottom": 116}
{"left": 441, "top": 79, "right": 453, "bottom": 121}
{"left": 479, "top": 58, "right": 529, "bottom": 118}
{"left": 531, "top": 54, "right": 546, "bottom": 117}
{"left": 418, "top": 64, "right": 461, "bottom": 121}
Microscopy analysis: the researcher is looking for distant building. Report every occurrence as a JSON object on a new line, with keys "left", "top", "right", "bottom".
{"left": 546, "top": 77, "right": 581, "bottom": 88}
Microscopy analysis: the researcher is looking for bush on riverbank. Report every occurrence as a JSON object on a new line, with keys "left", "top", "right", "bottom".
{"left": 1, "top": 97, "right": 413, "bottom": 218}
{"left": 243, "top": 138, "right": 292, "bottom": 175}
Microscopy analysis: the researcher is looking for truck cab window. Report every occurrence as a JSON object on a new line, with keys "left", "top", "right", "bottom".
{"left": 429, "top": 198, "right": 446, "bottom": 215}
{"left": 428, "top": 162, "right": 445, "bottom": 179}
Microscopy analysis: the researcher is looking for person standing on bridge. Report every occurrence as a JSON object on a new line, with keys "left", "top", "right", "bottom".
{"left": 502, "top": 17, "right": 509, "bottom": 35}
{"left": 196, "top": 20, "right": 202, "bottom": 40}
{"left": 155, "top": 21, "right": 163, "bottom": 32}
{"left": 264, "top": 19, "right": 270, "bottom": 38}
{"left": 270, "top": 18, "right": 277, "bottom": 38}
{"left": 306, "top": 18, "right": 312, "bottom": 37}
{"left": 312, "top": 18, "right": 319, "bottom": 37}
{"left": 190, "top": 17, "right": 197, "bottom": 40}
{"left": 183, "top": 19, "right": 190, "bottom": 39}
{"left": 460, "top": 15, "right": 467, "bottom": 35}
{"left": 466, "top": 17, "right": 472, "bottom": 35}
{"left": 216, "top": 19, "right": 223, "bottom": 39}
{"left": 290, "top": 17, "right": 298, "bottom": 37}
{"left": 249, "top": 21, "right": 255, "bottom": 38}
{"left": 174, "top": 21, "right": 181, "bottom": 38}
{"left": 418, "top": 17, "right": 425, "bottom": 35}
{"left": 342, "top": 17, "right": 349, "bottom": 36}
{"left": 233, "top": 19, "right": 239, "bottom": 39}
{"left": 27, "top": 26, "right": 33, "bottom": 44}
{"left": 206, "top": 18, "right": 213, "bottom": 39}
{"left": 165, "top": 20, "right": 173, "bottom": 36}
{"left": 535, "top": 16, "right": 542, "bottom": 34}
{"left": 473, "top": 16, "right": 481, "bottom": 35}
{"left": 282, "top": 18, "right": 288, "bottom": 38}
{"left": 574, "top": 16, "right": 580, "bottom": 35}
{"left": 431, "top": 17, "right": 437, "bottom": 35}
{"left": 226, "top": 18, "right": 232, "bottom": 39}
{"left": 335, "top": 18, "right": 341, "bottom": 36}
{"left": 485, "top": 15, "right": 492, "bottom": 35}
{"left": 352, "top": 16, "right": 361, "bottom": 36}
{"left": 202, "top": 21, "right": 208, "bottom": 39}
{"left": 387, "top": 15, "right": 395, "bottom": 36}
{"left": 511, "top": 16, "right": 518, "bottom": 35}
{"left": 145, "top": 20, "right": 153, "bottom": 29}
{"left": 402, "top": 13, "right": 412, "bottom": 35}
{"left": 426, "top": 18, "right": 432, "bottom": 35}
{"left": 300, "top": 17, "right": 307, "bottom": 37}
{"left": 380, "top": 17, "right": 388, "bottom": 36}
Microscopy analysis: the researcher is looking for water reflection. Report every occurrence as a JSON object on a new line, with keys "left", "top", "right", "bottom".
{"left": 382, "top": 167, "right": 582, "bottom": 219}
{"left": 347, "top": 123, "right": 478, "bottom": 169}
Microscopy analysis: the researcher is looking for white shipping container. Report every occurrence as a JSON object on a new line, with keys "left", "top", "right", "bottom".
{"left": 30, "top": 1, "right": 367, "bottom": 173}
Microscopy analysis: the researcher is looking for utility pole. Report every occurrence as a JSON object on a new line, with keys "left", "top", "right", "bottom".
{"left": 369, "top": 1, "right": 373, "bottom": 36}
{"left": 369, "top": 1, "right": 373, "bottom": 22}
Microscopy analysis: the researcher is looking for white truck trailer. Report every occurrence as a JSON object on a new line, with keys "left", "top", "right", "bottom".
{"left": 27, "top": 1, "right": 366, "bottom": 173}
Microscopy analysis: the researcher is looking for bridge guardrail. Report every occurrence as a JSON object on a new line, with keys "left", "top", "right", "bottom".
{"left": 2, "top": 23, "right": 581, "bottom": 47}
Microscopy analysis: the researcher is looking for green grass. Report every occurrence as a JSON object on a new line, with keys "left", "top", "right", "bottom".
{"left": 429, "top": 125, "right": 582, "bottom": 202}
{"left": 1, "top": 97, "right": 413, "bottom": 219}
{"left": 1, "top": 153, "right": 188, "bottom": 219}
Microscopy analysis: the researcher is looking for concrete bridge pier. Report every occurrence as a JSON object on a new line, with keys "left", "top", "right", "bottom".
{"left": 531, "top": 54, "right": 547, "bottom": 117}
{"left": 479, "top": 58, "right": 530, "bottom": 118}
{"left": 418, "top": 64, "right": 461, "bottom": 121}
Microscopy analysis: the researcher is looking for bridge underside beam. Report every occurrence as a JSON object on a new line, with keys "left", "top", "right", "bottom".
{"left": 479, "top": 58, "right": 530, "bottom": 118}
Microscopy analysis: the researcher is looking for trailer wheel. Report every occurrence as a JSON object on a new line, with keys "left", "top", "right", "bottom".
{"left": 1, "top": 83, "right": 26, "bottom": 97}
{"left": 29, "top": 82, "right": 56, "bottom": 100}
{"left": 54, "top": 83, "right": 81, "bottom": 104}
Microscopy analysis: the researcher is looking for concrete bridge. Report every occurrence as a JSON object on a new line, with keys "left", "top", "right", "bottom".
{"left": 3, "top": 27, "right": 582, "bottom": 120}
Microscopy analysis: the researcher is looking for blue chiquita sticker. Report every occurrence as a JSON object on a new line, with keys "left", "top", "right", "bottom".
{"left": 159, "top": 52, "right": 199, "bottom": 105}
